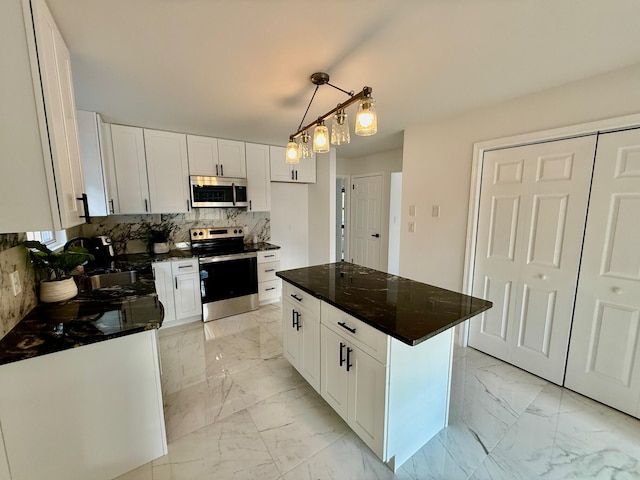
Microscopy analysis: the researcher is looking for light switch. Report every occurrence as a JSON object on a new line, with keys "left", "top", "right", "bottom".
{"left": 409, "top": 205, "right": 416, "bottom": 217}
{"left": 432, "top": 205, "right": 440, "bottom": 218}
{"left": 10, "top": 271, "right": 21, "bottom": 296}
{"left": 408, "top": 221, "right": 416, "bottom": 233}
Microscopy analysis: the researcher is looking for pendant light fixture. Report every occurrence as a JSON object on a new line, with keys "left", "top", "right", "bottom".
{"left": 286, "top": 138, "right": 299, "bottom": 164}
{"left": 286, "top": 72, "right": 376, "bottom": 161}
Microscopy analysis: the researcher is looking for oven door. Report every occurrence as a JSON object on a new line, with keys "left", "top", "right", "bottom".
{"left": 199, "top": 253, "right": 258, "bottom": 320}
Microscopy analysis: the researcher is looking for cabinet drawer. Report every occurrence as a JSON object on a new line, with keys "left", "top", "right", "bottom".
{"left": 258, "top": 250, "right": 280, "bottom": 263}
{"left": 283, "top": 282, "right": 320, "bottom": 319}
{"left": 171, "top": 258, "right": 199, "bottom": 275}
{"left": 321, "top": 302, "right": 389, "bottom": 365}
{"left": 259, "top": 279, "right": 281, "bottom": 301}
{"left": 258, "top": 261, "right": 280, "bottom": 282}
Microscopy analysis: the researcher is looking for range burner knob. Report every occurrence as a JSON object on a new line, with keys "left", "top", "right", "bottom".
{"left": 198, "top": 231, "right": 204, "bottom": 236}
{"left": 234, "top": 229, "right": 238, "bottom": 234}
{"left": 238, "top": 228, "right": 243, "bottom": 234}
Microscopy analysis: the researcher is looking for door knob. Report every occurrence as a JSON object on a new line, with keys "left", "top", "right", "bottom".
{"left": 371, "top": 234, "right": 380, "bottom": 238}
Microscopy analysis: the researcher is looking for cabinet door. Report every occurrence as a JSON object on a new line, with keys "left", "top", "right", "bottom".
{"left": 99, "top": 120, "right": 119, "bottom": 214}
{"left": 269, "top": 146, "right": 294, "bottom": 182}
{"left": 32, "top": 0, "right": 86, "bottom": 229}
{"left": 282, "top": 301, "right": 301, "bottom": 367}
{"left": 295, "top": 155, "right": 317, "bottom": 183}
{"left": 144, "top": 129, "right": 189, "bottom": 213}
{"left": 218, "top": 139, "right": 246, "bottom": 178}
{"left": 174, "top": 272, "right": 202, "bottom": 321}
{"left": 77, "top": 110, "right": 110, "bottom": 217}
{"left": 565, "top": 128, "right": 640, "bottom": 417}
{"left": 153, "top": 262, "right": 175, "bottom": 325}
{"left": 111, "top": 125, "right": 150, "bottom": 214}
{"left": 320, "top": 326, "right": 349, "bottom": 421}
{"left": 348, "top": 345, "right": 386, "bottom": 458}
{"left": 299, "top": 306, "right": 320, "bottom": 392}
{"left": 246, "top": 143, "right": 271, "bottom": 212}
{"left": 187, "top": 135, "right": 219, "bottom": 176}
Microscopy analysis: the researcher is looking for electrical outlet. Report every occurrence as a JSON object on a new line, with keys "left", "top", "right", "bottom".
{"left": 408, "top": 221, "right": 416, "bottom": 233}
{"left": 432, "top": 205, "right": 440, "bottom": 217}
{"left": 10, "top": 271, "right": 22, "bottom": 296}
{"left": 409, "top": 205, "right": 417, "bottom": 217}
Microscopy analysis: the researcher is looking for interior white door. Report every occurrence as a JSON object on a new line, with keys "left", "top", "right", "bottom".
{"left": 565, "top": 128, "right": 640, "bottom": 417}
{"left": 469, "top": 135, "right": 596, "bottom": 384}
{"left": 350, "top": 173, "right": 383, "bottom": 270}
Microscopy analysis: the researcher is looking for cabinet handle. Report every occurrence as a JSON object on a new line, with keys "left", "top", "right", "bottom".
{"left": 216, "top": 164, "right": 219, "bottom": 176}
{"left": 291, "top": 170, "right": 294, "bottom": 180}
{"left": 346, "top": 347, "right": 353, "bottom": 372}
{"left": 220, "top": 164, "right": 224, "bottom": 176}
{"left": 339, "top": 342, "right": 345, "bottom": 367}
{"left": 292, "top": 309, "right": 296, "bottom": 328}
{"left": 175, "top": 278, "right": 178, "bottom": 290}
{"left": 187, "top": 199, "right": 190, "bottom": 212}
{"left": 144, "top": 199, "right": 149, "bottom": 212}
{"left": 109, "top": 199, "right": 115, "bottom": 214}
{"left": 178, "top": 265, "right": 193, "bottom": 270}
{"left": 295, "top": 170, "right": 298, "bottom": 180}
{"left": 291, "top": 294, "right": 302, "bottom": 302}
{"left": 264, "top": 254, "right": 275, "bottom": 258}
{"left": 264, "top": 268, "right": 275, "bottom": 273}
{"left": 266, "top": 287, "right": 276, "bottom": 291}
{"left": 296, "top": 311, "right": 301, "bottom": 331}
{"left": 249, "top": 200, "right": 252, "bottom": 211}
{"left": 338, "top": 321, "right": 356, "bottom": 334}
{"left": 77, "top": 193, "right": 91, "bottom": 223}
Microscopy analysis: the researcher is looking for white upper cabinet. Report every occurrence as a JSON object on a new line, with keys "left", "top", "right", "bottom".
{"left": 187, "top": 135, "right": 246, "bottom": 178}
{"left": 144, "top": 129, "right": 190, "bottom": 213}
{"left": 217, "top": 139, "right": 246, "bottom": 178}
{"left": 110, "top": 125, "right": 150, "bottom": 214}
{"left": 269, "top": 146, "right": 316, "bottom": 183}
{"left": 245, "top": 143, "right": 271, "bottom": 212}
{"left": 187, "top": 135, "right": 219, "bottom": 176}
{"left": 0, "top": 0, "right": 87, "bottom": 233}
{"left": 77, "top": 110, "right": 119, "bottom": 217}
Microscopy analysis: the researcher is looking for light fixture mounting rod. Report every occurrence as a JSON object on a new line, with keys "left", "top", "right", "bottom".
{"left": 290, "top": 85, "right": 372, "bottom": 140}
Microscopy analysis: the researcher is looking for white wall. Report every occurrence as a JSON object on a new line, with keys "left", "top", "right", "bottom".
{"left": 400, "top": 62, "right": 640, "bottom": 291}
{"left": 308, "top": 151, "right": 336, "bottom": 265}
{"left": 388, "top": 172, "right": 402, "bottom": 275}
{"left": 337, "top": 148, "right": 403, "bottom": 271}
{"left": 270, "top": 182, "right": 309, "bottom": 271}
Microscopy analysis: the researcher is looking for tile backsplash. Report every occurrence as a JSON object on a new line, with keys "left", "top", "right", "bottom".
{"left": 81, "top": 209, "right": 270, "bottom": 254}
{"left": 0, "top": 234, "right": 37, "bottom": 339}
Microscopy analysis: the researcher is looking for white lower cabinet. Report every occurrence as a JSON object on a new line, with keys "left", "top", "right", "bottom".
{"left": 281, "top": 280, "right": 454, "bottom": 471}
{"left": 153, "top": 258, "right": 202, "bottom": 328}
{"left": 258, "top": 250, "right": 281, "bottom": 304}
{"left": 282, "top": 296, "right": 320, "bottom": 391}
{"left": 0, "top": 330, "right": 167, "bottom": 480}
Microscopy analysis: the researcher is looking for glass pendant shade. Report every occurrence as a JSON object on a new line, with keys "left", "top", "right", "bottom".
{"left": 286, "top": 140, "right": 299, "bottom": 164}
{"left": 331, "top": 110, "right": 350, "bottom": 145}
{"left": 355, "top": 96, "right": 377, "bottom": 136}
{"left": 298, "top": 132, "right": 313, "bottom": 159}
{"left": 313, "top": 123, "right": 330, "bottom": 153}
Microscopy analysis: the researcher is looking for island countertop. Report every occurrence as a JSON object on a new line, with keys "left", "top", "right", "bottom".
{"left": 276, "top": 262, "right": 492, "bottom": 346}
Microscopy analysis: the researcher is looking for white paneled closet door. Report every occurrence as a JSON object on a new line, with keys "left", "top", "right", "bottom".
{"left": 469, "top": 136, "right": 596, "bottom": 384}
{"left": 565, "top": 128, "right": 640, "bottom": 417}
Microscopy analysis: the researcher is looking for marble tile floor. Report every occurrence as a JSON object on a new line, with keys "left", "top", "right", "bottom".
{"left": 117, "top": 304, "right": 640, "bottom": 480}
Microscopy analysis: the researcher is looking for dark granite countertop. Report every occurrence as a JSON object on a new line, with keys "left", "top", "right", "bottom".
{"left": 276, "top": 262, "right": 492, "bottom": 346}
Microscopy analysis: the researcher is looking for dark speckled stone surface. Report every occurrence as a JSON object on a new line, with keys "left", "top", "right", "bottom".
{"left": 277, "top": 262, "right": 492, "bottom": 346}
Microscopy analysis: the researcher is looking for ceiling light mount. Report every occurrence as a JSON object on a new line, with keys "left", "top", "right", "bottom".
{"left": 285, "top": 72, "right": 377, "bottom": 162}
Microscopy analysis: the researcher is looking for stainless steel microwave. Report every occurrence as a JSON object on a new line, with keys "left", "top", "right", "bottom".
{"left": 190, "top": 176, "right": 248, "bottom": 208}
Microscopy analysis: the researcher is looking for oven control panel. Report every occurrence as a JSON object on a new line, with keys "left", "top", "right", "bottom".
{"left": 190, "top": 227, "right": 244, "bottom": 241}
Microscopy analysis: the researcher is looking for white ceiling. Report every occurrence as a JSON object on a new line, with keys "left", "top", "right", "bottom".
{"left": 47, "top": 0, "right": 640, "bottom": 158}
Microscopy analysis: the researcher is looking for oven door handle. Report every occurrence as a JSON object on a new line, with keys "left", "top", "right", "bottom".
{"left": 198, "top": 252, "right": 257, "bottom": 264}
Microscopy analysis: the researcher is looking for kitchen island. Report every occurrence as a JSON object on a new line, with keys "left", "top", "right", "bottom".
{"left": 276, "top": 262, "right": 492, "bottom": 471}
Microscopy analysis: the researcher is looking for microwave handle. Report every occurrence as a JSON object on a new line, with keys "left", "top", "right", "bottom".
{"left": 232, "top": 182, "right": 236, "bottom": 206}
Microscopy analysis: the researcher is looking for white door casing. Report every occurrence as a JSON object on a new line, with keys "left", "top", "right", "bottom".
{"left": 469, "top": 136, "right": 596, "bottom": 384}
{"left": 565, "top": 128, "right": 640, "bottom": 417}
{"left": 350, "top": 173, "right": 383, "bottom": 270}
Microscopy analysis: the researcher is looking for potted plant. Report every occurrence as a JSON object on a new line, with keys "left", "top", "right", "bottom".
{"left": 23, "top": 241, "right": 94, "bottom": 303}
{"left": 136, "top": 220, "right": 176, "bottom": 254}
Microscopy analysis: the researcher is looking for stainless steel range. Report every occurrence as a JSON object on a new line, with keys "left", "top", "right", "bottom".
{"left": 190, "top": 227, "right": 258, "bottom": 322}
